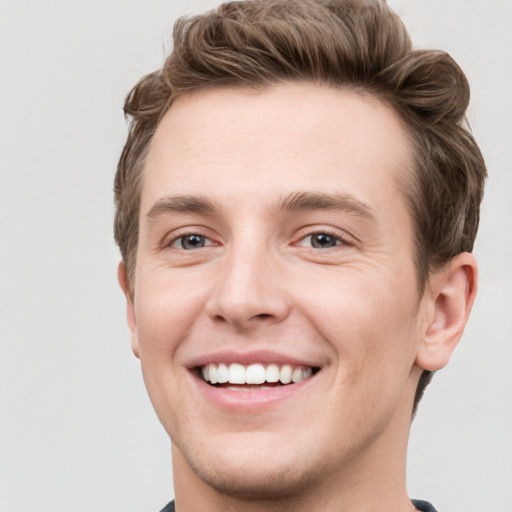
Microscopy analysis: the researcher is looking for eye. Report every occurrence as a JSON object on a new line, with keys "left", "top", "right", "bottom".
{"left": 171, "top": 234, "right": 212, "bottom": 250}
{"left": 299, "top": 232, "right": 342, "bottom": 249}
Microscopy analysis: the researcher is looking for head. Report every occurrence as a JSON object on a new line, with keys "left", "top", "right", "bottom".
{"left": 114, "top": 0, "right": 485, "bottom": 501}
{"left": 114, "top": 0, "right": 486, "bottom": 415}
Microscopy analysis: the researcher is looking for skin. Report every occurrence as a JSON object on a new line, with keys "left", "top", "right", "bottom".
{"left": 119, "top": 83, "right": 477, "bottom": 512}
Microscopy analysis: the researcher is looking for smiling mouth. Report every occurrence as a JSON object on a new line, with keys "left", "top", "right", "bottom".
{"left": 198, "top": 362, "right": 319, "bottom": 389}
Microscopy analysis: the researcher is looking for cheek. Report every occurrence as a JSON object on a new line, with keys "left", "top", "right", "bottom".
{"left": 133, "top": 273, "right": 211, "bottom": 429}
{"left": 298, "top": 273, "right": 421, "bottom": 423}
{"left": 133, "top": 271, "right": 209, "bottom": 357}
{"left": 295, "top": 266, "right": 420, "bottom": 367}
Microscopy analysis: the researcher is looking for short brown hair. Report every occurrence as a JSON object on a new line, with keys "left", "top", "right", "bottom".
{"left": 114, "top": 0, "right": 486, "bottom": 413}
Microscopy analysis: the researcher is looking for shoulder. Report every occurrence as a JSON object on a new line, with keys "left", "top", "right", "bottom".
{"left": 158, "top": 500, "right": 438, "bottom": 512}
{"left": 412, "top": 499, "right": 440, "bottom": 512}
{"left": 157, "top": 500, "right": 437, "bottom": 512}
{"left": 158, "top": 501, "right": 175, "bottom": 512}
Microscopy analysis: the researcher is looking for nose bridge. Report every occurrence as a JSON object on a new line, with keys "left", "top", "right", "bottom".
{"left": 206, "top": 230, "right": 289, "bottom": 328}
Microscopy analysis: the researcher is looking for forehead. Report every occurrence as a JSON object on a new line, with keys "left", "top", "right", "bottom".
{"left": 142, "top": 83, "right": 414, "bottom": 219}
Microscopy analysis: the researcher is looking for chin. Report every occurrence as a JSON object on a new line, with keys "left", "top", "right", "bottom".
{"left": 173, "top": 432, "right": 329, "bottom": 500}
{"left": 188, "top": 454, "right": 317, "bottom": 500}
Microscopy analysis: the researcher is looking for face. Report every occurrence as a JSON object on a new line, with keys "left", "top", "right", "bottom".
{"left": 125, "top": 84, "right": 428, "bottom": 499}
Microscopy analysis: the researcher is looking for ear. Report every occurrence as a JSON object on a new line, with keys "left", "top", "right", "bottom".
{"left": 117, "top": 261, "right": 140, "bottom": 359}
{"left": 415, "top": 252, "right": 478, "bottom": 371}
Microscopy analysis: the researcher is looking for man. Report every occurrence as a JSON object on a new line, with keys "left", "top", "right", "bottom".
{"left": 114, "top": 1, "right": 486, "bottom": 511}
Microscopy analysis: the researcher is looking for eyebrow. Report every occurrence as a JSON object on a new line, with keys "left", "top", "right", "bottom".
{"left": 145, "top": 191, "right": 375, "bottom": 223}
{"left": 274, "top": 191, "right": 376, "bottom": 221}
{"left": 146, "top": 195, "right": 217, "bottom": 223}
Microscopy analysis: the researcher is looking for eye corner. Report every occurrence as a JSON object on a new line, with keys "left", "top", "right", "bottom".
{"left": 158, "top": 226, "right": 223, "bottom": 252}
{"left": 294, "top": 229, "right": 352, "bottom": 250}
{"left": 170, "top": 233, "right": 221, "bottom": 250}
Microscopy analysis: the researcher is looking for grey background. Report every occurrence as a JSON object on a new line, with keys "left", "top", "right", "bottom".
{"left": 0, "top": 1, "right": 511, "bottom": 511}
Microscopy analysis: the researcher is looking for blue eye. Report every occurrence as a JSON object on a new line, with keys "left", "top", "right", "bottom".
{"left": 173, "top": 234, "right": 207, "bottom": 250}
{"left": 303, "top": 233, "right": 340, "bottom": 248}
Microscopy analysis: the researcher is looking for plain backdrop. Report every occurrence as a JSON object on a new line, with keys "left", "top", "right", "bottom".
{"left": 1, "top": 1, "right": 511, "bottom": 511}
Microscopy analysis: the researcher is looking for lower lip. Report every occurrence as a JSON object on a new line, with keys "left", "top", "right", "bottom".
{"left": 192, "top": 372, "right": 316, "bottom": 412}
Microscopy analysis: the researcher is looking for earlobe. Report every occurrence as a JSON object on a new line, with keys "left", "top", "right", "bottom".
{"left": 117, "top": 261, "right": 140, "bottom": 359}
{"left": 415, "top": 252, "right": 478, "bottom": 371}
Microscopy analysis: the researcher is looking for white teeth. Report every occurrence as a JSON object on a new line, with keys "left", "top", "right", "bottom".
{"left": 246, "top": 364, "right": 266, "bottom": 384}
{"left": 217, "top": 363, "right": 229, "bottom": 384}
{"left": 201, "top": 362, "right": 314, "bottom": 386}
{"left": 291, "top": 367, "right": 312, "bottom": 383}
{"left": 291, "top": 367, "right": 303, "bottom": 383}
{"left": 208, "top": 363, "right": 218, "bottom": 384}
{"left": 266, "top": 364, "right": 280, "bottom": 383}
{"left": 279, "top": 364, "right": 292, "bottom": 384}
{"left": 228, "top": 363, "right": 246, "bottom": 384}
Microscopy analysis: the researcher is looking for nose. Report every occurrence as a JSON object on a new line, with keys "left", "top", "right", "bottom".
{"left": 205, "top": 242, "right": 290, "bottom": 330}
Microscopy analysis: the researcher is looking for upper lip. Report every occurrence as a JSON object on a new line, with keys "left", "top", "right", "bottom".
{"left": 186, "top": 349, "right": 323, "bottom": 369}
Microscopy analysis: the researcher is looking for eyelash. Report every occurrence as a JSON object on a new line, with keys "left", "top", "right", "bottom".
{"left": 295, "top": 229, "right": 351, "bottom": 249}
{"left": 168, "top": 233, "right": 216, "bottom": 250}
{"left": 165, "top": 228, "right": 351, "bottom": 252}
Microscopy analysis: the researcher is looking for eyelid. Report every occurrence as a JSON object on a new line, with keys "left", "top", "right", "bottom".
{"left": 293, "top": 226, "right": 355, "bottom": 248}
{"left": 170, "top": 234, "right": 216, "bottom": 249}
{"left": 162, "top": 226, "right": 220, "bottom": 249}
{"left": 298, "top": 233, "right": 341, "bottom": 248}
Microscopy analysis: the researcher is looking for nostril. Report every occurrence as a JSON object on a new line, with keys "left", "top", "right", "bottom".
{"left": 206, "top": 288, "right": 290, "bottom": 327}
